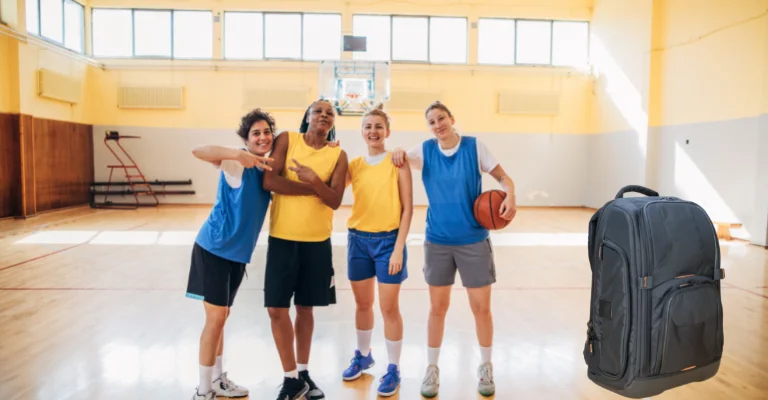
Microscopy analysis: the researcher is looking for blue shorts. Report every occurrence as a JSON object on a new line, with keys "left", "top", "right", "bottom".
{"left": 347, "top": 228, "right": 408, "bottom": 284}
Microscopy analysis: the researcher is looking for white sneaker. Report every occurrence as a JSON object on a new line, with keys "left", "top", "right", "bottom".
{"left": 420, "top": 365, "right": 440, "bottom": 398}
{"left": 477, "top": 362, "right": 495, "bottom": 397}
{"left": 192, "top": 389, "right": 215, "bottom": 400}
{"left": 213, "top": 372, "right": 249, "bottom": 398}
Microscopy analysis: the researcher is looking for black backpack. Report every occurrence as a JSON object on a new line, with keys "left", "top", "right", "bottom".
{"left": 583, "top": 185, "right": 725, "bottom": 398}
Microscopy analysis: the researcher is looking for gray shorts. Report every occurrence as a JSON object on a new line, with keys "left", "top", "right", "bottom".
{"left": 423, "top": 238, "right": 496, "bottom": 288}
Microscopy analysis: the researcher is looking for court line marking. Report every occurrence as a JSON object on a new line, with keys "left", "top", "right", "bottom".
{"left": 0, "top": 221, "right": 151, "bottom": 272}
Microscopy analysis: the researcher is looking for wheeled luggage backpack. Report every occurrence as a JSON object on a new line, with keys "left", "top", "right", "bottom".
{"left": 583, "top": 185, "right": 724, "bottom": 398}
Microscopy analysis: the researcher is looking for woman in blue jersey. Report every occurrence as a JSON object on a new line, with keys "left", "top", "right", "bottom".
{"left": 185, "top": 109, "right": 275, "bottom": 400}
{"left": 392, "top": 101, "right": 517, "bottom": 398}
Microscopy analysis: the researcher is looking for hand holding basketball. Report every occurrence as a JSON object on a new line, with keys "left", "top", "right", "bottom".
{"left": 474, "top": 190, "right": 514, "bottom": 230}
{"left": 500, "top": 193, "right": 517, "bottom": 221}
{"left": 289, "top": 158, "right": 320, "bottom": 184}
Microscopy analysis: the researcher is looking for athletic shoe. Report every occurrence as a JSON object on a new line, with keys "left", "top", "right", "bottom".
{"left": 420, "top": 365, "right": 440, "bottom": 398}
{"left": 342, "top": 350, "right": 376, "bottom": 381}
{"left": 299, "top": 370, "right": 325, "bottom": 399}
{"left": 276, "top": 377, "right": 309, "bottom": 400}
{"left": 213, "top": 372, "right": 249, "bottom": 398}
{"left": 477, "top": 362, "right": 495, "bottom": 397}
{"left": 377, "top": 364, "right": 401, "bottom": 397}
{"left": 191, "top": 388, "right": 215, "bottom": 400}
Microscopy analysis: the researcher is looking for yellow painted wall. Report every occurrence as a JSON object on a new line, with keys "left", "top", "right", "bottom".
{"left": 87, "top": 0, "right": 593, "bottom": 133}
{"left": 652, "top": 0, "right": 768, "bottom": 127}
{"left": 0, "top": 34, "right": 17, "bottom": 113}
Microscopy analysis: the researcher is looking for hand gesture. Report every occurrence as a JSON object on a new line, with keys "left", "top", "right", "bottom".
{"left": 237, "top": 151, "right": 273, "bottom": 170}
{"left": 391, "top": 148, "right": 408, "bottom": 168}
{"left": 327, "top": 140, "right": 341, "bottom": 147}
{"left": 288, "top": 158, "right": 319, "bottom": 184}
{"left": 389, "top": 249, "right": 404, "bottom": 275}
{"left": 499, "top": 193, "right": 517, "bottom": 221}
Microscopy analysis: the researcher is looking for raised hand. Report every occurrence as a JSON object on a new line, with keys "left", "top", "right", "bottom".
{"left": 288, "top": 158, "right": 320, "bottom": 184}
{"left": 237, "top": 151, "right": 273, "bottom": 170}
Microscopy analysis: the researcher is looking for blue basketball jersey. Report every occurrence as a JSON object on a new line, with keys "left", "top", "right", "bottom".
{"left": 422, "top": 136, "right": 489, "bottom": 246}
{"left": 195, "top": 163, "right": 271, "bottom": 264}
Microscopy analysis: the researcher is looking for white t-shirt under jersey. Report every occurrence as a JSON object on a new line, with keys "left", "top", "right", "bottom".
{"left": 406, "top": 136, "right": 499, "bottom": 173}
{"left": 217, "top": 159, "right": 264, "bottom": 188}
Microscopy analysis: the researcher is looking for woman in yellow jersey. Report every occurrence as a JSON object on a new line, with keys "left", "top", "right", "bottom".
{"left": 262, "top": 99, "right": 349, "bottom": 400}
{"left": 341, "top": 104, "right": 414, "bottom": 397}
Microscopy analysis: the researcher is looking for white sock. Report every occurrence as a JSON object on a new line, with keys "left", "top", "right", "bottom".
{"left": 284, "top": 369, "right": 298, "bottom": 379}
{"left": 386, "top": 339, "right": 402, "bottom": 369}
{"left": 199, "top": 365, "right": 213, "bottom": 394}
{"left": 480, "top": 346, "right": 492, "bottom": 364}
{"left": 357, "top": 329, "right": 373, "bottom": 356}
{"left": 427, "top": 347, "right": 440, "bottom": 366}
{"left": 297, "top": 364, "right": 308, "bottom": 372}
{"left": 213, "top": 356, "right": 223, "bottom": 380}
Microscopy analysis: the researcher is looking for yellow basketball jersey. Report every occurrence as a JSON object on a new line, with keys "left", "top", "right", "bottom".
{"left": 269, "top": 131, "right": 342, "bottom": 242}
{"left": 347, "top": 152, "right": 402, "bottom": 232}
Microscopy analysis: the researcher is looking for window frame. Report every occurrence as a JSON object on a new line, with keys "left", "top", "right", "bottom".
{"left": 26, "top": 0, "right": 85, "bottom": 54}
{"left": 90, "top": 7, "right": 214, "bottom": 59}
{"left": 477, "top": 17, "right": 589, "bottom": 68}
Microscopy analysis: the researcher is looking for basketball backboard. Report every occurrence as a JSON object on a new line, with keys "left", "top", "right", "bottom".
{"left": 319, "top": 60, "right": 390, "bottom": 116}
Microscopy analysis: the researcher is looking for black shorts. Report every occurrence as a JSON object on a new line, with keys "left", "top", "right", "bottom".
{"left": 186, "top": 243, "right": 246, "bottom": 307}
{"left": 264, "top": 236, "right": 336, "bottom": 308}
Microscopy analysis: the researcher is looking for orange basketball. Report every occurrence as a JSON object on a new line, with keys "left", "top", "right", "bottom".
{"left": 474, "top": 190, "right": 510, "bottom": 230}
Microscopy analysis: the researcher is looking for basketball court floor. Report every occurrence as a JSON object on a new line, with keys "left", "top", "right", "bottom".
{"left": 0, "top": 205, "right": 766, "bottom": 399}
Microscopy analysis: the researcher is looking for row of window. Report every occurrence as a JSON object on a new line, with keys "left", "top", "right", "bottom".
{"left": 25, "top": 5, "right": 590, "bottom": 67}
{"left": 26, "top": 0, "right": 85, "bottom": 53}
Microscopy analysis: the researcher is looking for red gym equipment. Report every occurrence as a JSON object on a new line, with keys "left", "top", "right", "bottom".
{"left": 90, "top": 131, "right": 194, "bottom": 209}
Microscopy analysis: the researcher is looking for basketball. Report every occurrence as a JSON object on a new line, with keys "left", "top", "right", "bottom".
{"left": 474, "top": 190, "right": 510, "bottom": 230}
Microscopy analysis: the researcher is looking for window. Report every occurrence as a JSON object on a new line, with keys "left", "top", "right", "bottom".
{"left": 91, "top": 8, "right": 213, "bottom": 59}
{"left": 478, "top": 19, "right": 515, "bottom": 65}
{"left": 478, "top": 17, "right": 588, "bottom": 67}
{"left": 92, "top": 9, "right": 132, "bottom": 57}
{"left": 174, "top": 11, "right": 213, "bottom": 59}
{"left": 303, "top": 14, "right": 342, "bottom": 61}
{"left": 429, "top": 17, "right": 467, "bottom": 64}
{"left": 352, "top": 15, "right": 390, "bottom": 61}
{"left": 224, "top": 12, "right": 263, "bottom": 59}
{"left": 552, "top": 21, "right": 589, "bottom": 67}
{"left": 264, "top": 13, "right": 302, "bottom": 59}
{"left": 25, "top": 0, "right": 84, "bottom": 53}
{"left": 134, "top": 10, "right": 172, "bottom": 57}
{"left": 223, "top": 12, "right": 342, "bottom": 61}
{"left": 353, "top": 15, "right": 467, "bottom": 64}
{"left": 516, "top": 20, "right": 552, "bottom": 65}
{"left": 391, "top": 16, "right": 428, "bottom": 62}
{"left": 63, "top": 0, "right": 84, "bottom": 53}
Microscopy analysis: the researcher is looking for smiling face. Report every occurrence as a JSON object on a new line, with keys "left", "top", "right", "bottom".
{"left": 307, "top": 100, "right": 336, "bottom": 135}
{"left": 425, "top": 108, "right": 455, "bottom": 141}
{"left": 245, "top": 120, "right": 273, "bottom": 156}
{"left": 361, "top": 114, "right": 390, "bottom": 150}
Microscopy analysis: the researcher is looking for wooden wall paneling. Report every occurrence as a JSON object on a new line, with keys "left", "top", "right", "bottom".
{"left": 0, "top": 113, "right": 20, "bottom": 218}
{"left": 19, "top": 114, "right": 36, "bottom": 217}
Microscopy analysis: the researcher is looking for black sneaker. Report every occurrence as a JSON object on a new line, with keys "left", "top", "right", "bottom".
{"left": 276, "top": 377, "right": 309, "bottom": 400}
{"left": 299, "top": 370, "right": 325, "bottom": 399}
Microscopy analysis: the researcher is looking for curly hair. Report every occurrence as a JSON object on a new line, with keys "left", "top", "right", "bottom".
{"left": 237, "top": 108, "right": 276, "bottom": 140}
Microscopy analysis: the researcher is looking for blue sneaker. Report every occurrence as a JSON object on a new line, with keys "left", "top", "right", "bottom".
{"left": 377, "top": 364, "right": 401, "bottom": 397}
{"left": 342, "top": 350, "right": 375, "bottom": 381}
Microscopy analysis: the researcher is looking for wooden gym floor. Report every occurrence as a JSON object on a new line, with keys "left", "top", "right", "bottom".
{"left": 0, "top": 205, "right": 766, "bottom": 400}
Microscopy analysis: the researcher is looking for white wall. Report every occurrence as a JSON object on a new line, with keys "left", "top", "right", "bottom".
{"left": 93, "top": 126, "right": 590, "bottom": 207}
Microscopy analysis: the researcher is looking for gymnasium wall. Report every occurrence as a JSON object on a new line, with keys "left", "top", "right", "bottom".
{"left": 89, "top": 0, "right": 595, "bottom": 207}
{"left": 588, "top": 0, "right": 768, "bottom": 246}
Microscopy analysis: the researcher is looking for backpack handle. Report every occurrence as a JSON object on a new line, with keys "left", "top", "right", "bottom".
{"left": 615, "top": 185, "right": 659, "bottom": 199}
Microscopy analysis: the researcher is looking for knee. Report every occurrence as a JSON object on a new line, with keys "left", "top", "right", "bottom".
{"left": 267, "top": 307, "right": 289, "bottom": 321}
{"left": 357, "top": 299, "right": 375, "bottom": 313}
{"left": 206, "top": 308, "right": 228, "bottom": 329}
{"left": 430, "top": 301, "right": 450, "bottom": 317}
{"left": 379, "top": 302, "right": 400, "bottom": 320}
{"left": 470, "top": 303, "right": 492, "bottom": 318}
{"left": 295, "top": 306, "right": 314, "bottom": 318}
